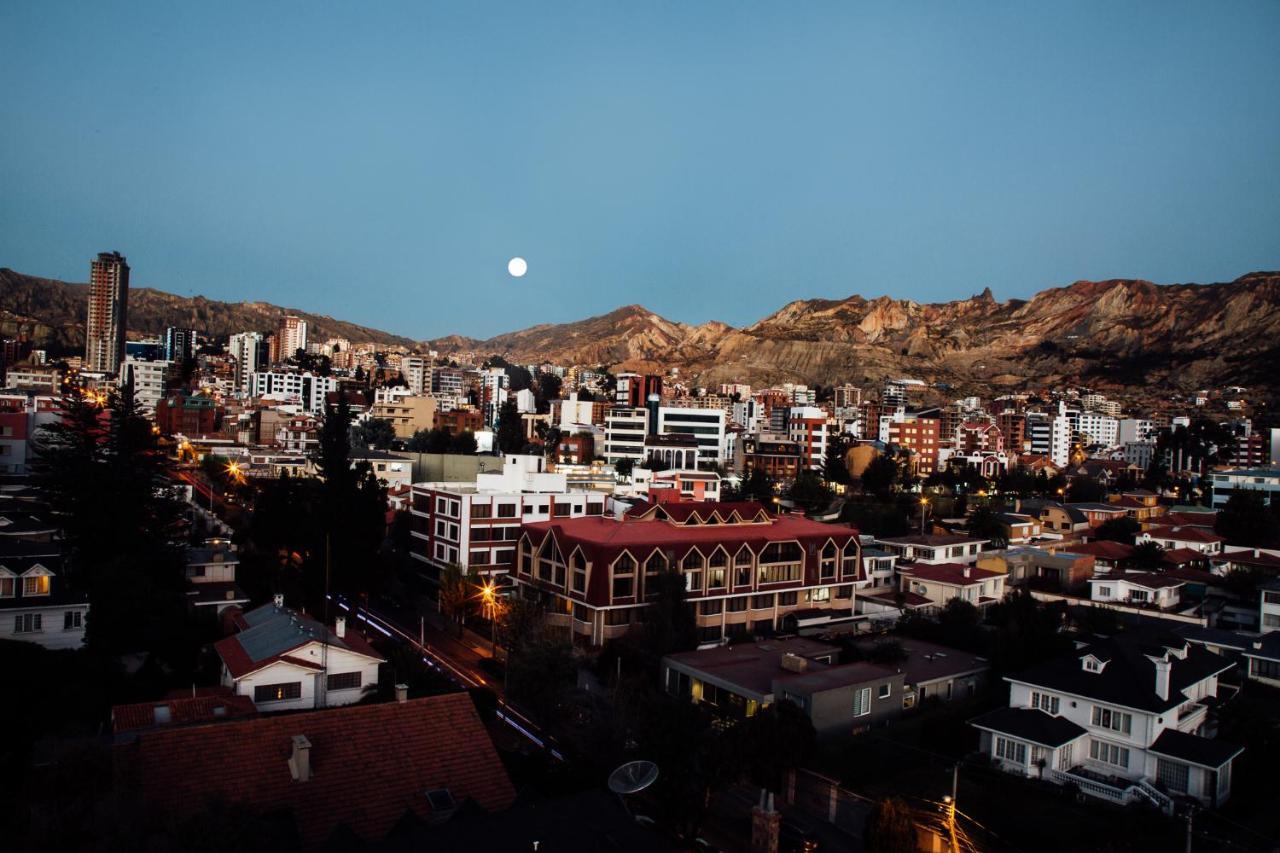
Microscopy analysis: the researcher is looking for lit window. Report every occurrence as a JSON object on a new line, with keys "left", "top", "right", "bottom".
{"left": 23, "top": 575, "right": 50, "bottom": 596}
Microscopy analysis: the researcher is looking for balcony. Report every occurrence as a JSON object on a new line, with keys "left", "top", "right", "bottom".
{"left": 1175, "top": 700, "right": 1208, "bottom": 733}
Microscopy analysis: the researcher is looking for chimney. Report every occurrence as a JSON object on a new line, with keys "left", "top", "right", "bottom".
{"left": 963, "top": 566, "right": 971, "bottom": 578}
{"left": 779, "top": 653, "right": 808, "bottom": 674}
{"left": 395, "top": 683, "right": 409, "bottom": 703}
{"left": 335, "top": 616, "right": 346, "bottom": 639}
{"left": 1153, "top": 657, "right": 1171, "bottom": 702}
{"left": 751, "top": 789, "right": 780, "bottom": 853}
{"left": 273, "top": 593, "right": 284, "bottom": 609}
{"left": 289, "top": 735, "right": 312, "bottom": 782}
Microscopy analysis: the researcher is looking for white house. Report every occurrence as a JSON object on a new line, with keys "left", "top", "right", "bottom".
{"left": 1089, "top": 573, "right": 1185, "bottom": 610}
{"left": 897, "top": 562, "right": 1006, "bottom": 611}
{"left": 874, "top": 534, "right": 989, "bottom": 565}
{"left": 215, "top": 598, "right": 385, "bottom": 712}
{"left": 1139, "top": 525, "right": 1224, "bottom": 556}
{"left": 0, "top": 546, "right": 88, "bottom": 650}
{"left": 184, "top": 538, "right": 250, "bottom": 617}
{"left": 971, "top": 631, "right": 1241, "bottom": 810}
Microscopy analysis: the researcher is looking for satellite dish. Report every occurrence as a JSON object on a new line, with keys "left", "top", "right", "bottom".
{"left": 608, "top": 760, "right": 659, "bottom": 795}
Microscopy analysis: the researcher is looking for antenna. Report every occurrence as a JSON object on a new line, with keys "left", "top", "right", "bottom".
{"left": 608, "top": 760, "right": 659, "bottom": 796}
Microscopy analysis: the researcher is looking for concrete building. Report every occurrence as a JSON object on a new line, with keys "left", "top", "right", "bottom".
{"left": 228, "top": 332, "right": 267, "bottom": 396}
{"left": 85, "top": 251, "right": 129, "bottom": 374}
{"left": 250, "top": 371, "right": 338, "bottom": 414}
{"left": 270, "top": 315, "right": 308, "bottom": 364}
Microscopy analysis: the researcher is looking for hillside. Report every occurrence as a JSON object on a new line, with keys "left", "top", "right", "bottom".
{"left": 0, "top": 268, "right": 416, "bottom": 353}
{"left": 426, "top": 272, "right": 1280, "bottom": 395}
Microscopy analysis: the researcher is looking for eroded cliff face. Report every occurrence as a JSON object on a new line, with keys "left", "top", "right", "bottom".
{"left": 437, "top": 273, "right": 1280, "bottom": 394}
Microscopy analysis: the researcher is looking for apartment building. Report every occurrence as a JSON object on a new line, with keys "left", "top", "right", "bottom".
{"left": 250, "top": 371, "right": 338, "bottom": 414}
{"left": 787, "top": 406, "right": 829, "bottom": 471}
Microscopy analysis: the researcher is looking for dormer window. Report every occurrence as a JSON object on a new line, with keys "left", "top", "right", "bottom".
{"left": 1082, "top": 655, "right": 1106, "bottom": 673}
{"left": 23, "top": 575, "right": 50, "bottom": 597}
{"left": 0, "top": 575, "right": 13, "bottom": 598}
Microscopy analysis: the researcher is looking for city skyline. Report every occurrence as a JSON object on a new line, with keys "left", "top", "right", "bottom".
{"left": 3, "top": 2, "right": 1279, "bottom": 339}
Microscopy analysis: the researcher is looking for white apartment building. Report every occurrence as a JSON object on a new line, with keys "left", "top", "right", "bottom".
{"left": 122, "top": 357, "right": 177, "bottom": 416}
{"left": 251, "top": 371, "right": 338, "bottom": 414}
{"left": 1119, "top": 418, "right": 1155, "bottom": 445}
{"left": 228, "top": 332, "right": 267, "bottom": 395}
{"left": 1076, "top": 412, "right": 1119, "bottom": 447}
{"left": 657, "top": 406, "right": 727, "bottom": 467}
{"left": 402, "top": 355, "right": 430, "bottom": 395}
{"left": 605, "top": 407, "right": 649, "bottom": 465}
{"left": 409, "top": 455, "right": 607, "bottom": 580}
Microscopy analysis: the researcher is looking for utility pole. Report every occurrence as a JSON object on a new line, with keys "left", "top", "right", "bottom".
{"left": 1184, "top": 807, "right": 1193, "bottom": 853}
{"left": 947, "top": 764, "right": 959, "bottom": 853}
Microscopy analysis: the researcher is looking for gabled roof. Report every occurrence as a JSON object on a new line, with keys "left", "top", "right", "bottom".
{"left": 112, "top": 691, "right": 257, "bottom": 733}
{"left": 899, "top": 563, "right": 1003, "bottom": 587}
{"left": 1149, "top": 729, "right": 1243, "bottom": 769}
{"left": 876, "top": 533, "right": 988, "bottom": 548}
{"left": 1067, "top": 541, "right": 1134, "bottom": 560}
{"left": 970, "top": 707, "right": 1087, "bottom": 749}
{"left": 215, "top": 603, "right": 385, "bottom": 680}
{"left": 1008, "top": 631, "right": 1234, "bottom": 714}
{"left": 1090, "top": 572, "right": 1183, "bottom": 590}
{"left": 1144, "top": 526, "right": 1224, "bottom": 544}
{"left": 116, "top": 693, "right": 517, "bottom": 849}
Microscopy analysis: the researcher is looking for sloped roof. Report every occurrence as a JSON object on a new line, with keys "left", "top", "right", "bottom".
{"left": 1009, "top": 631, "right": 1234, "bottom": 714}
{"left": 117, "top": 693, "right": 516, "bottom": 849}
{"left": 899, "top": 563, "right": 1003, "bottom": 587}
{"left": 1067, "top": 541, "right": 1134, "bottom": 560}
{"left": 1145, "top": 526, "right": 1224, "bottom": 544}
{"left": 112, "top": 692, "right": 257, "bottom": 733}
{"left": 215, "top": 603, "right": 384, "bottom": 679}
{"left": 970, "top": 707, "right": 1086, "bottom": 748}
{"left": 1149, "top": 729, "right": 1243, "bottom": 769}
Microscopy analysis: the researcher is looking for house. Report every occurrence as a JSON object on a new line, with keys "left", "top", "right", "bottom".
{"left": 897, "top": 562, "right": 1007, "bottom": 611}
{"left": 971, "top": 631, "right": 1241, "bottom": 810}
{"left": 115, "top": 692, "right": 516, "bottom": 850}
{"left": 861, "top": 546, "right": 898, "bottom": 590}
{"left": 1034, "top": 503, "right": 1091, "bottom": 536}
{"left": 1241, "top": 632, "right": 1280, "bottom": 687}
{"left": 184, "top": 538, "right": 250, "bottom": 617}
{"left": 1209, "top": 468, "right": 1280, "bottom": 508}
{"left": 1088, "top": 573, "right": 1185, "bottom": 610}
{"left": 662, "top": 636, "right": 987, "bottom": 736}
{"left": 1110, "top": 489, "right": 1167, "bottom": 522}
{"left": 349, "top": 448, "right": 413, "bottom": 490}
{"left": 215, "top": 598, "right": 385, "bottom": 711}
{"left": 1063, "top": 540, "right": 1134, "bottom": 572}
{"left": 994, "top": 512, "right": 1041, "bottom": 544}
{"left": 874, "top": 533, "right": 989, "bottom": 565}
{"left": 1260, "top": 579, "right": 1280, "bottom": 632}
{"left": 1139, "top": 525, "right": 1224, "bottom": 556}
{"left": 1210, "top": 546, "right": 1280, "bottom": 578}
{"left": 0, "top": 543, "right": 88, "bottom": 650}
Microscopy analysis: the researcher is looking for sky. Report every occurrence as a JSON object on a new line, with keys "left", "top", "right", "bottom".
{"left": 2, "top": 2, "right": 1278, "bottom": 340}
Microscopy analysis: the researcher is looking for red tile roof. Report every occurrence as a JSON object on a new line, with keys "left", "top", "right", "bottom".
{"left": 899, "top": 563, "right": 1004, "bottom": 587}
{"left": 117, "top": 693, "right": 516, "bottom": 849}
{"left": 1162, "top": 547, "right": 1209, "bottom": 566}
{"left": 112, "top": 691, "right": 258, "bottom": 733}
{"left": 1145, "top": 526, "right": 1224, "bottom": 544}
{"left": 1069, "top": 540, "right": 1135, "bottom": 560}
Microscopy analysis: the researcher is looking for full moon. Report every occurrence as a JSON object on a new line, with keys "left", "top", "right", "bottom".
{"left": 507, "top": 257, "right": 528, "bottom": 277}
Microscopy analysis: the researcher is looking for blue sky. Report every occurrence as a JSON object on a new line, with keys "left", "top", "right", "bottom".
{"left": 2, "top": 2, "right": 1278, "bottom": 340}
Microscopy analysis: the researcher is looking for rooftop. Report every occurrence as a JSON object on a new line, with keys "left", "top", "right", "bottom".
{"left": 664, "top": 638, "right": 839, "bottom": 699}
{"left": 899, "top": 562, "right": 1004, "bottom": 587}
{"left": 970, "top": 707, "right": 1086, "bottom": 749}
{"left": 876, "top": 534, "right": 988, "bottom": 547}
{"left": 215, "top": 602, "right": 384, "bottom": 679}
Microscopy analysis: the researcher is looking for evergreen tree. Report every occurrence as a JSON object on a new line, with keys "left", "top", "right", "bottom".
{"left": 966, "top": 505, "right": 1008, "bottom": 548}
{"left": 1214, "top": 490, "right": 1280, "bottom": 548}
{"left": 495, "top": 400, "right": 525, "bottom": 454}
{"left": 823, "top": 433, "right": 853, "bottom": 486}
{"left": 350, "top": 417, "right": 397, "bottom": 450}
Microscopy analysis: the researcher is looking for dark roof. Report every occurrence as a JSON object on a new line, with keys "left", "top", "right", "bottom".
{"left": 664, "top": 638, "right": 839, "bottom": 698}
{"left": 1242, "top": 631, "right": 1280, "bottom": 662}
{"left": 899, "top": 563, "right": 1004, "bottom": 587}
{"left": 117, "top": 693, "right": 516, "bottom": 849}
{"left": 1008, "top": 632, "right": 1234, "bottom": 714}
{"left": 1091, "top": 572, "right": 1183, "bottom": 590}
{"left": 1149, "top": 730, "right": 1243, "bottom": 768}
{"left": 970, "top": 707, "right": 1087, "bottom": 748}
{"left": 215, "top": 603, "right": 384, "bottom": 679}
{"left": 1067, "top": 541, "right": 1134, "bottom": 560}
{"left": 1144, "top": 525, "right": 1225, "bottom": 544}
{"left": 876, "top": 533, "right": 988, "bottom": 547}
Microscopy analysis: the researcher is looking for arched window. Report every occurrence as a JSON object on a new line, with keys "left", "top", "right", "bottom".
{"left": 571, "top": 550, "right": 588, "bottom": 594}
{"left": 681, "top": 550, "right": 704, "bottom": 593}
{"left": 707, "top": 547, "right": 729, "bottom": 590}
{"left": 842, "top": 540, "right": 860, "bottom": 578}
{"left": 612, "top": 552, "right": 636, "bottom": 600}
{"left": 820, "top": 541, "right": 838, "bottom": 581}
{"left": 734, "top": 546, "right": 754, "bottom": 587}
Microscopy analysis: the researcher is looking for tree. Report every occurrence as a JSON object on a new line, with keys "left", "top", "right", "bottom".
{"left": 1215, "top": 490, "right": 1280, "bottom": 548}
{"left": 788, "top": 470, "right": 834, "bottom": 514}
{"left": 860, "top": 455, "right": 900, "bottom": 498}
{"left": 505, "top": 625, "right": 576, "bottom": 723}
{"left": 1095, "top": 516, "right": 1140, "bottom": 544}
{"left": 613, "top": 457, "right": 634, "bottom": 478}
{"left": 438, "top": 563, "right": 477, "bottom": 634}
{"left": 1066, "top": 477, "right": 1107, "bottom": 503}
{"left": 865, "top": 797, "right": 918, "bottom": 853}
{"left": 636, "top": 570, "right": 697, "bottom": 662}
{"left": 495, "top": 400, "right": 525, "bottom": 454}
{"left": 350, "top": 417, "right": 397, "bottom": 450}
{"left": 1129, "top": 540, "right": 1166, "bottom": 571}
{"left": 823, "top": 433, "right": 853, "bottom": 487}
{"left": 737, "top": 467, "right": 776, "bottom": 504}
{"left": 449, "top": 430, "right": 478, "bottom": 454}
{"left": 736, "top": 699, "right": 816, "bottom": 792}
{"left": 33, "top": 384, "right": 187, "bottom": 659}
{"left": 966, "top": 505, "right": 1008, "bottom": 548}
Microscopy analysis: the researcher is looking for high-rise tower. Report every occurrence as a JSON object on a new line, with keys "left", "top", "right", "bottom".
{"left": 85, "top": 251, "right": 130, "bottom": 374}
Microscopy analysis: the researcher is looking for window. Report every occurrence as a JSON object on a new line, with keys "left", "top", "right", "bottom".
{"left": 23, "top": 575, "right": 50, "bottom": 596}
{"left": 63, "top": 610, "right": 82, "bottom": 630}
{"left": 496, "top": 503, "right": 517, "bottom": 518}
{"left": 700, "top": 599, "right": 723, "bottom": 616}
{"left": 612, "top": 554, "right": 636, "bottom": 599}
{"left": 819, "top": 542, "right": 837, "bottom": 581}
{"left": 1089, "top": 740, "right": 1130, "bottom": 768}
{"left": 587, "top": 502, "right": 604, "bottom": 516}
{"left": 1129, "top": 589, "right": 1149, "bottom": 603}
{"left": 1031, "top": 692, "right": 1060, "bottom": 715}
{"left": 842, "top": 541, "right": 860, "bottom": 578}
{"left": 1090, "top": 706, "right": 1132, "bottom": 735}
{"left": 13, "top": 613, "right": 41, "bottom": 633}
{"left": 707, "top": 549, "right": 728, "bottom": 590}
{"left": 0, "top": 577, "right": 12, "bottom": 597}
{"left": 778, "top": 591, "right": 798, "bottom": 606}
{"left": 604, "top": 609, "right": 632, "bottom": 626}
{"left": 734, "top": 547, "right": 753, "bottom": 587}
{"left": 1097, "top": 586, "right": 1111, "bottom": 598}
{"left": 471, "top": 504, "right": 492, "bottom": 519}
{"left": 853, "top": 687, "right": 871, "bottom": 717}
{"left": 1156, "top": 759, "right": 1189, "bottom": 794}
{"left": 1250, "top": 658, "right": 1280, "bottom": 680}
{"left": 571, "top": 551, "right": 588, "bottom": 594}
{"left": 751, "top": 594, "right": 775, "bottom": 609}
{"left": 995, "top": 737, "right": 1027, "bottom": 764}
{"left": 758, "top": 563, "right": 802, "bottom": 584}
{"left": 1057, "top": 743, "right": 1074, "bottom": 769}
{"left": 878, "top": 683, "right": 891, "bottom": 699}
{"left": 681, "top": 551, "right": 704, "bottom": 593}
{"left": 254, "top": 682, "right": 301, "bottom": 703}
{"left": 327, "top": 672, "right": 362, "bottom": 691}
{"left": 554, "top": 502, "right": 573, "bottom": 517}
{"left": 727, "top": 596, "right": 748, "bottom": 612}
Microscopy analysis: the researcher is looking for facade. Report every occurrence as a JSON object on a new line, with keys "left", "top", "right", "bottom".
{"left": 1089, "top": 573, "right": 1185, "bottom": 609}
{"left": 787, "top": 406, "right": 829, "bottom": 471}
{"left": 215, "top": 599, "right": 384, "bottom": 712}
{"left": 874, "top": 534, "right": 988, "bottom": 565}
{"left": 401, "top": 354, "right": 429, "bottom": 395}
{"left": 972, "top": 632, "right": 1241, "bottom": 810}
{"left": 604, "top": 407, "right": 648, "bottom": 465}
{"left": 885, "top": 415, "right": 941, "bottom": 476}
{"left": 369, "top": 394, "right": 437, "bottom": 439}
{"left": 1210, "top": 468, "right": 1280, "bottom": 508}
{"left": 85, "top": 251, "right": 130, "bottom": 374}
{"left": 0, "top": 545, "right": 88, "bottom": 650}
{"left": 741, "top": 436, "right": 803, "bottom": 481}
{"left": 271, "top": 315, "right": 308, "bottom": 363}
{"left": 657, "top": 406, "right": 727, "bottom": 467}
{"left": 1139, "top": 525, "right": 1224, "bottom": 555}
{"left": 184, "top": 538, "right": 250, "bottom": 616}
{"left": 516, "top": 501, "right": 866, "bottom": 645}
{"left": 163, "top": 327, "right": 197, "bottom": 363}
{"left": 228, "top": 332, "right": 267, "bottom": 395}
{"left": 250, "top": 371, "right": 338, "bottom": 414}
{"left": 122, "top": 357, "right": 177, "bottom": 416}
{"left": 897, "top": 563, "right": 1007, "bottom": 611}
{"left": 409, "top": 455, "right": 606, "bottom": 579}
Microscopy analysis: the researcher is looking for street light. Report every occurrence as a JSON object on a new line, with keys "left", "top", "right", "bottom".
{"left": 919, "top": 496, "right": 930, "bottom": 536}
{"left": 480, "top": 580, "right": 498, "bottom": 656}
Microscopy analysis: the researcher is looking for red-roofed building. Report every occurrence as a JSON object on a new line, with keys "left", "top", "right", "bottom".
{"left": 897, "top": 562, "right": 1008, "bottom": 611}
{"left": 1064, "top": 540, "right": 1134, "bottom": 571}
{"left": 515, "top": 500, "right": 866, "bottom": 645}
{"left": 112, "top": 689, "right": 257, "bottom": 733}
{"left": 115, "top": 692, "right": 516, "bottom": 850}
{"left": 1140, "top": 525, "right": 1225, "bottom": 555}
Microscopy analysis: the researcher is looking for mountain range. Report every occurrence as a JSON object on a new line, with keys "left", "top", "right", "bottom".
{"left": 4, "top": 266, "right": 1278, "bottom": 397}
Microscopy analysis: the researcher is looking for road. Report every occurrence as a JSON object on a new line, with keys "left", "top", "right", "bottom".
{"left": 333, "top": 593, "right": 565, "bottom": 761}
